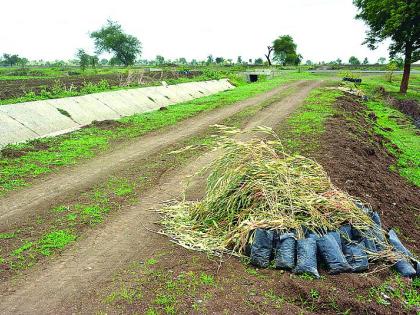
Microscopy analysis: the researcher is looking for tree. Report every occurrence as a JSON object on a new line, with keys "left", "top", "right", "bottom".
{"left": 90, "top": 55, "right": 99, "bottom": 68}
{"left": 2, "top": 53, "right": 20, "bottom": 67}
{"left": 378, "top": 57, "right": 386, "bottom": 64}
{"left": 215, "top": 57, "right": 224, "bottom": 64}
{"left": 100, "top": 58, "right": 109, "bottom": 65}
{"left": 206, "top": 55, "right": 214, "bottom": 65}
{"left": 349, "top": 56, "right": 361, "bottom": 65}
{"left": 272, "top": 35, "right": 302, "bottom": 66}
{"left": 305, "top": 60, "right": 313, "bottom": 66}
{"left": 353, "top": 0, "right": 420, "bottom": 93}
{"left": 76, "top": 49, "right": 90, "bottom": 71}
{"left": 178, "top": 57, "right": 187, "bottom": 65}
{"left": 90, "top": 20, "right": 141, "bottom": 67}
{"left": 254, "top": 58, "right": 263, "bottom": 65}
{"left": 18, "top": 57, "right": 29, "bottom": 68}
{"left": 336, "top": 58, "right": 342, "bottom": 65}
{"left": 155, "top": 55, "right": 165, "bottom": 65}
{"left": 237, "top": 56, "right": 242, "bottom": 64}
{"left": 363, "top": 57, "right": 369, "bottom": 65}
{"left": 265, "top": 46, "right": 274, "bottom": 66}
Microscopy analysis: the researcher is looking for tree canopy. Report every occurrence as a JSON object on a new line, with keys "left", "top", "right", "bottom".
{"left": 272, "top": 35, "right": 302, "bottom": 66}
{"left": 349, "top": 56, "right": 361, "bottom": 65}
{"left": 353, "top": 0, "right": 420, "bottom": 92}
{"left": 90, "top": 20, "right": 141, "bottom": 67}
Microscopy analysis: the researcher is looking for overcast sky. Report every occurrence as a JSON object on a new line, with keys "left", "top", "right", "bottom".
{"left": 0, "top": 0, "right": 392, "bottom": 64}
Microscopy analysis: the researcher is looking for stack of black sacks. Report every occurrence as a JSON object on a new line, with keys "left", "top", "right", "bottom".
{"left": 246, "top": 206, "right": 419, "bottom": 278}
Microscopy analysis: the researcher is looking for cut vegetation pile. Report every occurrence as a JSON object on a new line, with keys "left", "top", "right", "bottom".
{"left": 160, "top": 127, "right": 419, "bottom": 278}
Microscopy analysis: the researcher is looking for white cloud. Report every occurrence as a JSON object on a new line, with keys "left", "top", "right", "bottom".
{"left": 0, "top": 0, "right": 391, "bottom": 63}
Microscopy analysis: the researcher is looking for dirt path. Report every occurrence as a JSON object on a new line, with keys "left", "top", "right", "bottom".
{"left": 0, "top": 80, "right": 309, "bottom": 231}
{"left": 0, "top": 80, "right": 321, "bottom": 314}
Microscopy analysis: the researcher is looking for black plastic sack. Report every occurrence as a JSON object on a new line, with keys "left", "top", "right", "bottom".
{"left": 339, "top": 224, "right": 353, "bottom": 243}
{"left": 388, "top": 229, "right": 413, "bottom": 257}
{"left": 250, "top": 229, "right": 274, "bottom": 268}
{"left": 393, "top": 259, "right": 416, "bottom": 277}
{"left": 351, "top": 226, "right": 364, "bottom": 241}
{"left": 274, "top": 232, "right": 296, "bottom": 270}
{"left": 317, "top": 234, "right": 352, "bottom": 274}
{"left": 328, "top": 231, "right": 342, "bottom": 251}
{"left": 362, "top": 229, "right": 378, "bottom": 253}
{"left": 388, "top": 229, "right": 416, "bottom": 277}
{"left": 371, "top": 212, "right": 382, "bottom": 227}
{"left": 293, "top": 238, "right": 320, "bottom": 278}
{"left": 370, "top": 212, "right": 386, "bottom": 251}
{"left": 342, "top": 241, "right": 369, "bottom": 272}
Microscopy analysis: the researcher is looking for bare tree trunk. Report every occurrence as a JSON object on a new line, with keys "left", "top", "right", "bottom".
{"left": 265, "top": 54, "right": 272, "bottom": 66}
{"left": 265, "top": 46, "right": 273, "bottom": 66}
{"left": 399, "top": 46, "right": 412, "bottom": 94}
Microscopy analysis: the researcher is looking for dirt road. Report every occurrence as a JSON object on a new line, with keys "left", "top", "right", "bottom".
{"left": 0, "top": 80, "right": 321, "bottom": 314}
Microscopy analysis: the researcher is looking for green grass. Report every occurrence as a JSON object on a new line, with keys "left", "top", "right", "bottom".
{"left": 37, "top": 230, "right": 76, "bottom": 256}
{"left": 360, "top": 74, "right": 420, "bottom": 102}
{"left": 277, "top": 87, "right": 342, "bottom": 153}
{"left": 365, "top": 100, "right": 419, "bottom": 186}
{"left": 0, "top": 73, "right": 316, "bottom": 195}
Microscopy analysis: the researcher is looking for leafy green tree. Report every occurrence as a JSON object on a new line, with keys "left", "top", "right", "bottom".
{"left": 18, "top": 57, "right": 29, "bottom": 68}
{"left": 76, "top": 49, "right": 90, "bottom": 71}
{"left": 349, "top": 56, "right": 361, "bottom": 65}
{"left": 206, "top": 55, "right": 214, "bottom": 65}
{"left": 191, "top": 59, "right": 198, "bottom": 65}
{"left": 155, "top": 55, "right": 165, "bottom": 65}
{"left": 353, "top": 0, "right": 419, "bottom": 93}
{"left": 215, "top": 57, "right": 224, "bottom": 64}
{"left": 236, "top": 56, "right": 242, "bottom": 64}
{"left": 363, "top": 57, "right": 369, "bottom": 65}
{"left": 90, "top": 55, "right": 99, "bottom": 68}
{"left": 378, "top": 57, "right": 386, "bottom": 64}
{"left": 254, "top": 58, "right": 263, "bottom": 65}
{"left": 2, "top": 53, "right": 20, "bottom": 67}
{"left": 100, "top": 58, "right": 108, "bottom": 65}
{"left": 90, "top": 20, "right": 141, "bottom": 67}
{"left": 272, "top": 35, "right": 302, "bottom": 66}
{"left": 178, "top": 57, "right": 187, "bottom": 64}
{"left": 305, "top": 60, "right": 313, "bottom": 66}
{"left": 336, "top": 58, "right": 342, "bottom": 65}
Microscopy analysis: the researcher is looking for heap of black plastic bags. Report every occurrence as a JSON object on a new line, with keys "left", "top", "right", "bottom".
{"left": 247, "top": 207, "right": 419, "bottom": 278}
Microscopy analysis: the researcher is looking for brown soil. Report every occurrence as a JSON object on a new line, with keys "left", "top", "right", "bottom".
{"left": 0, "top": 71, "right": 201, "bottom": 100}
{"left": 86, "top": 119, "right": 126, "bottom": 130}
{"left": 316, "top": 95, "right": 420, "bottom": 253}
{"left": 0, "top": 140, "right": 50, "bottom": 158}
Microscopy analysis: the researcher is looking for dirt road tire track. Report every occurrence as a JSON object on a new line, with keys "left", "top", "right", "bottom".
{"left": 0, "top": 80, "right": 321, "bottom": 314}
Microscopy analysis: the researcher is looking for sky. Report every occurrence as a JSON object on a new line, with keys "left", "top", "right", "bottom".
{"left": 0, "top": 0, "right": 392, "bottom": 64}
